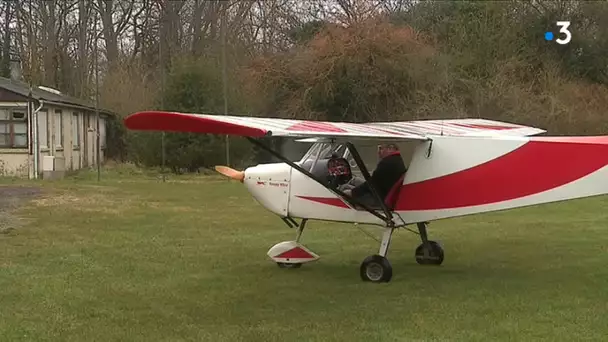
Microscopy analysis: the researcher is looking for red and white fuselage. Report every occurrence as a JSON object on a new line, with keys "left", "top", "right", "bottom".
{"left": 244, "top": 135, "right": 608, "bottom": 226}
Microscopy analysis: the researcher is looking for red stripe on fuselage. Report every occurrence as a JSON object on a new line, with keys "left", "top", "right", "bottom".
{"left": 531, "top": 136, "right": 608, "bottom": 144}
{"left": 396, "top": 138, "right": 608, "bottom": 211}
{"left": 296, "top": 196, "right": 350, "bottom": 208}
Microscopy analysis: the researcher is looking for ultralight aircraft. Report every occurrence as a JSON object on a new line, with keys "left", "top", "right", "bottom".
{"left": 124, "top": 111, "right": 608, "bottom": 283}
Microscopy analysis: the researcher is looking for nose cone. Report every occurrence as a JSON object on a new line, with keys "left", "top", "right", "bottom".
{"left": 214, "top": 165, "right": 245, "bottom": 182}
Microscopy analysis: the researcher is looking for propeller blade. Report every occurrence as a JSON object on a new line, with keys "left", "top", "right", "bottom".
{"left": 214, "top": 165, "right": 245, "bottom": 182}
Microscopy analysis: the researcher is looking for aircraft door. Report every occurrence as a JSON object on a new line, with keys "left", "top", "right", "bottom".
{"left": 287, "top": 142, "right": 359, "bottom": 223}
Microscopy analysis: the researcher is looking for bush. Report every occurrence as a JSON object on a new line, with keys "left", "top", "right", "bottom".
{"left": 243, "top": 18, "right": 447, "bottom": 122}
{"left": 131, "top": 56, "right": 255, "bottom": 172}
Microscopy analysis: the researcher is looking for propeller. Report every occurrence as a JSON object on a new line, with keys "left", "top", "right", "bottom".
{"left": 214, "top": 165, "right": 245, "bottom": 182}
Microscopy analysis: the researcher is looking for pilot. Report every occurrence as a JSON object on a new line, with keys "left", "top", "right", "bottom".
{"left": 342, "top": 143, "right": 406, "bottom": 207}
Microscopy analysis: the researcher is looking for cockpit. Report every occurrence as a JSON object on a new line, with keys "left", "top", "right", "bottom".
{"left": 298, "top": 142, "right": 353, "bottom": 187}
{"left": 295, "top": 139, "right": 416, "bottom": 194}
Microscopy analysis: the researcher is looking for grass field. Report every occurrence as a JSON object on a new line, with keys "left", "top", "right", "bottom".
{"left": 1, "top": 167, "right": 608, "bottom": 341}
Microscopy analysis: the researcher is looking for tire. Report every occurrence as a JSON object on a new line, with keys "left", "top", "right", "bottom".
{"left": 415, "top": 241, "right": 444, "bottom": 265}
{"left": 360, "top": 254, "right": 393, "bottom": 282}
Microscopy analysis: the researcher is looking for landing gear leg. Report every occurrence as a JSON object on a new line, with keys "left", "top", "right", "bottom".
{"left": 360, "top": 227, "right": 394, "bottom": 282}
{"left": 415, "top": 222, "right": 444, "bottom": 265}
{"left": 268, "top": 219, "right": 319, "bottom": 268}
{"left": 277, "top": 219, "right": 307, "bottom": 268}
{"left": 295, "top": 218, "right": 307, "bottom": 243}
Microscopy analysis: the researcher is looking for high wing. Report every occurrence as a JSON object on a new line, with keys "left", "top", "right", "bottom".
{"left": 124, "top": 111, "right": 427, "bottom": 140}
{"left": 369, "top": 118, "right": 546, "bottom": 137}
{"left": 123, "top": 111, "right": 546, "bottom": 140}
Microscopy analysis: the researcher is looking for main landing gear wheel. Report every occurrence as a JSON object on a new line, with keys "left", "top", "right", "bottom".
{"left": 414, "top": 222, "right": 444, "bottom": 266}
{"left": 360, "top": 255, "right": 393, "bottom": 282}
{"left": 415, "top": 241, "right": 444, "bottom": 265}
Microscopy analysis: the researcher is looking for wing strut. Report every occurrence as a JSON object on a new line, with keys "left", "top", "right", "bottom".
{"left": 245, "top": 137, "right": 392, "bottom": 224}
{"left": 345, "top": 142, "right": 394, "bottom": 225}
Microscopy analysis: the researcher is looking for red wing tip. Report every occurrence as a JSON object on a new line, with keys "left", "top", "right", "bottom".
{"left": 123, "top": 111, "right": 181, "bottom": 127}
{"left": 123, "top": 111, "right": 269, "bottom": 137}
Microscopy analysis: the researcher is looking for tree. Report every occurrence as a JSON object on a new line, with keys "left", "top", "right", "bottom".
{"left": 243, "top": 18, "right": 447, "bottom": 122}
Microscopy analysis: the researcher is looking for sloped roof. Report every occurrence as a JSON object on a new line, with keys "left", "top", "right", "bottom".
{"left": 0, "top": 76, "right": 115, "bottom": 115}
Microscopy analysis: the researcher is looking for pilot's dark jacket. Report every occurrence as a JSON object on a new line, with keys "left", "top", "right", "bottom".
{"left": 352, "top": 152, "right": 407, "bottom": 200}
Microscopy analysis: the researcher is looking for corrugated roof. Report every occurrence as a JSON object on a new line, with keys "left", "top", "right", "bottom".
{"left": 0, "top": 76, "right": 115, "bottom": 115}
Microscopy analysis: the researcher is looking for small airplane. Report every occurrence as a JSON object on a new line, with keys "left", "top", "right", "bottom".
{"left": 124, "top": 111, "right": 608, "bottom": 283}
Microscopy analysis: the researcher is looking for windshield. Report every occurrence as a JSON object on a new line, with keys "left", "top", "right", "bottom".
{"left": 299, "top": 142, "right": 340, "bottom": 162}
{"left": 295, "top": 140, "right": 416, "bottom": 183}
{"left": 297, "top": 142, "right": 348, "bottom": 173}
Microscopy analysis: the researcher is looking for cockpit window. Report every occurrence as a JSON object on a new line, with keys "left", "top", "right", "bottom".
{"left": 332, "top": 144, "right": 347, "bottom": 157}
{"left": 300, "top": 142, "right": 339, "bottom": 164}
{"left": 343, "top": 149, "right": 361, "bottom": 176}
{"left": 319, "top": 143, "right": 335, "bottom": 159}
{"left": 296, "top": 142, "right": 348, "bottom": 174}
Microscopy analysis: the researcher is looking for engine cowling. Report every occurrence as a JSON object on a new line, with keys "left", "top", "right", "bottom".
{"left": 243, "top": 163, "right": 292, "bottom": 217}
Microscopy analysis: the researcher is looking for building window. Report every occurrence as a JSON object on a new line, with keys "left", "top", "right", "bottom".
{"left": 0, "top": 108, "right": 28, "bottom": 148}
{"left": 37, "top": 110, "right": 48, "bottom": 148}
{"left": 72, "top": 112, "right": 80, "bottom": 148}
{"left": 54, "top": 109, "right": 63, "bottom": 148}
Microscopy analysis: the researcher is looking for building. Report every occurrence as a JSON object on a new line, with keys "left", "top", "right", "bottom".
{"left": 0, "top": 76, "right": 114, "bottom": 179}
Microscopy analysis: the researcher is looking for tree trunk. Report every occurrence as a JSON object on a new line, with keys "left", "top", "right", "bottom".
{"left": 77, "top": 0, "right": 89, "bottom": 97}
{"left": 98, "top": 0, "right": 119, "bottom": 69}
{"left": 41, "top": 0, "right": 58, "bottom": 87}
{"left": 1, "top": 1, "right": 12, "bottom": 78}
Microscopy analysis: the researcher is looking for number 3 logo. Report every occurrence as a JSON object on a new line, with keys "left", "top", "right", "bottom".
{"left": 556, "top": 21, "right": 571, "bottom": 45}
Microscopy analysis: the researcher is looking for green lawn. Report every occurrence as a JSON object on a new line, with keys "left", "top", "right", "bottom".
{"left": 1, "top": 168, "right": 608, "bottom": 341}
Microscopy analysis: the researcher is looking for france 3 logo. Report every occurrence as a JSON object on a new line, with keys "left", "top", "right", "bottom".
{"left": 544, "top": 21, "right": 571, "bottom": 45}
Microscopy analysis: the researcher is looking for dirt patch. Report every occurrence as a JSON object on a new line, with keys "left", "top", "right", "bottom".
{"left": 0, "top": 186, "right": 42, "bottom": 234}
{"left": 31, "top": 190, "right": 135, "bottom": 215}
{"left": 0, "top": 186, "right": 41, "bottom": 210}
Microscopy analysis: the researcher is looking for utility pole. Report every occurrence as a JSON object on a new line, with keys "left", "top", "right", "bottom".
{"left": 28, "top": 0, "right": 35, "bottom": 179}
{"left": 159, "top": 14, "right": 166, "bottom": 182}
{"left": 221, "top": 3, "right": 229, "bottom": 166}
{"left": 94, "top": 12, "right": 101, "bottom": 182}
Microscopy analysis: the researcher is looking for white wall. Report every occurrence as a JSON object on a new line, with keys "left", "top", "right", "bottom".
{"left": 33, "top": 104, "right": 108, "bottom": 176}
{"left": 0, "top": 102, "right": 109, "bottom": 178}
{"left": 0, "top": 151, "right": 29, "bottom": 176}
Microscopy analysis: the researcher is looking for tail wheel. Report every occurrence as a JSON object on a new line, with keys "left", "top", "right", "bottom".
{"left": 360, "top": 255, "right": 393, "bottom": 282}
{"left": 415, "top": 241, "right": 444, "bottom": 265}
